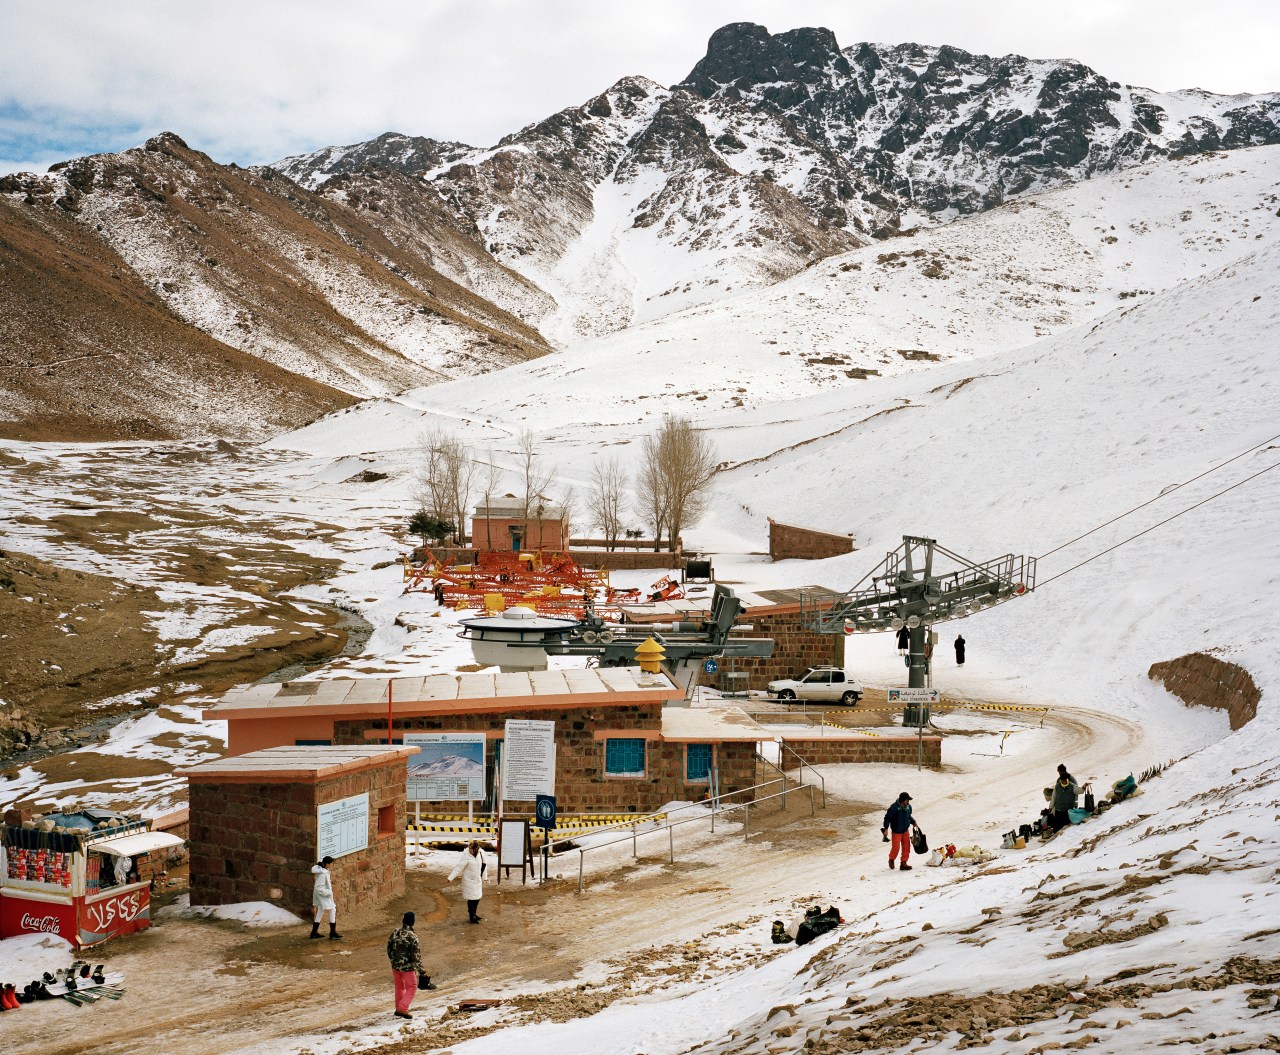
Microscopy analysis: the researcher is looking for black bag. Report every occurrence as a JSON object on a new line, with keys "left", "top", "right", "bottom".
{"left": 912, "top": 829, "right": 928, "bottom": 855}
{"left": 417, "top": 973, "right": 435, "bottom": 990}
{"left": 1084, "top": 790, "right": 1096, "bottom": 813}
{"left": 795, "top": 905, "right": 841, "bottom": 946}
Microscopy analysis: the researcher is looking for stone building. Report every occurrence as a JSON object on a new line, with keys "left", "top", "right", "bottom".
{"left": 203, "top": 671, "right": 766, "bottom": 815}
{"left": 181, "top": 746, "right": 414, "bottom": 914}
{"left": 470, "top": 493, "right": 569, "bottom": 552}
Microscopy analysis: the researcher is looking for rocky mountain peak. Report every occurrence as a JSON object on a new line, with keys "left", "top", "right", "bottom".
{"left": 680, "top": 22, "right": 849, "bottom": 98}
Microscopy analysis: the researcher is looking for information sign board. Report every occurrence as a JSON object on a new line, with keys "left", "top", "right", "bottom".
{"left": 501, "top": 719, "right": 556, "bottom": 801}
{"left": 887, "top": 688, "right": 940, "bottom": 704}
{"left": 404, "top": 732, "right": 486, "bottom": 801}
{"left": 317, "top": 792, "right": 369, "bottom": 860}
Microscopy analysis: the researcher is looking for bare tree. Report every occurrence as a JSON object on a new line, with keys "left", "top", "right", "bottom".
{"left": 476, "top": 450, "right": 503, "bottom": 552}
{"left": 588, "top": 456, "right": 629, "bottom": 550}
{"left": 634, "top": 432, "right": 669, "bottom": 551}
{"left": 637, "top": 416, "right": 719, "bottom": 551}
{"left": 416, "top": 427, "right": 477, "bottom": 545}
{"left": 556, "top": 483, "right": 580, "bottom": 550}
{"left": 515, "top": 429, "right": 556, "bottom": 548}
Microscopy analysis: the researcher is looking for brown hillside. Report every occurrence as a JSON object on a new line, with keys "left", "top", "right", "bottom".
{"left": 0, "top": 198, "right": 355, "bottom": 441}
{"left": 0, "top": 134, "right": 552, "bottom": 440}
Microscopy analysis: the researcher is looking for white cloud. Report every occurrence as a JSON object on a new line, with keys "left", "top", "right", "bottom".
{"left": 0, "top": 0, "right": 1277, "bottom": 173}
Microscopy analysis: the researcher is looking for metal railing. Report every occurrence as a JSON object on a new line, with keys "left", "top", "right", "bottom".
{"left": 781, "top": 742, "right": 826, "bottom": 809}
{"left": 533, "top": 775, "right": 820, "bottom": 892}
{"left": 568, "top": 781, "right": 816, "bottom": 892}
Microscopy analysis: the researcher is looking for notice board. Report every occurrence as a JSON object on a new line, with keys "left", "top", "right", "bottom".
{"left": 404, "top": 732, "right": 486, "bottom": 801}
{"left": 501, "top": 719, "right": 556, "bottom": 801}
{"left": 317, "top": 792, "right": 369, "bottom": 860}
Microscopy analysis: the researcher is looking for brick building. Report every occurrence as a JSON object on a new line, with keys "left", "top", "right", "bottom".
{"left": 470, "top": 494, "right": 569, "bottom": 551}
{"left": 180, "top": 746, "right": 414, "bottom": 914}
{"left": 203, "top": 671, "right": 767, "bottom": 815}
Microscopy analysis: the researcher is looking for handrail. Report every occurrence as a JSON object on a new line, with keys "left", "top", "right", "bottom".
{"left": 568, "top": 780, "right": 816, "bottom": 892}
{"left": 754, "top": 750, "right": 789, "bottom": 810}
{"left": 781, "top": 742, "right": 826, "bottom": 810}
{"left": 539, "top": 774, "right": 790, "bottom": 860}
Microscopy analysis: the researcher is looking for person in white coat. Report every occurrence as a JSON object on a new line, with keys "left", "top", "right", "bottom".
{"left": 447, "top": 841, "right": 487, "bottom": 924}
{"left": 309, "top": 856, "right": 341, "bottom": 940}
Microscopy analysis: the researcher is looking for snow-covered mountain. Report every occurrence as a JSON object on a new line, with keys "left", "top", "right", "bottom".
{"left": 0, "top": 134, "right": 550, "bottom": 440}
{"left": 276, "top": 23, "right": 1280, "bottom": 344}
{"left": 275, "top": 145, "right": 1280, "bottom": 450}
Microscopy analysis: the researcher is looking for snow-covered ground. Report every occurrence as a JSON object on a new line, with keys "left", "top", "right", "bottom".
{"left": 2, "top": 145, "right": 1277, "bottom": 1054}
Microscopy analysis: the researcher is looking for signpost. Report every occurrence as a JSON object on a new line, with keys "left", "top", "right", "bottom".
{"left": 887, "top": 688, "right": 939, "bottom": 772}
{"left": 535, "top": 794, "right": 557, "bottom": 882}
{"left": 317, "top": 792, "right": 369, "bottom": 860}
{"left": 501, "top": 719, "right": 556, "bottom": 801}
{"left": 498, "top": 818, "right": 534, "bottom": 885}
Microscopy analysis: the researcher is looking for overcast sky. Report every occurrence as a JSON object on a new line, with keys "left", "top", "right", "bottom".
{"left": 2, "top": 0, "right": 1277, "bottom": 175}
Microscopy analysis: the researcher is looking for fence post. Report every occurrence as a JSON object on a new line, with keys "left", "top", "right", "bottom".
{"left": 809, "top": 783, "right": 816, "bottom": 817}
{"left": 633, "top": 822, "right": 638, "bottom": 858}
{"left": 578, "top": 850, "right": 584, "bottom": 894}
{"left": 744, "top": 803, "right": 750, "bottom": 841}
{"left": 668, "top": 823, "right": 674, "bottom": 864}
{"left": 782, "top": 769, "right": 788, "bottom": 811}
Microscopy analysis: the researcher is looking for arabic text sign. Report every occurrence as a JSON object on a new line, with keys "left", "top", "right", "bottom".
{"left": 404, "top": 732, "right": 487, "bottom": 801}
{"left": 317, "top": 792, "right": 369, "bottom": 860}
{"left": 501, "top": 719, "right": 555, "bottom": 801}
{"left": 887, "top": 688, "right": 940, "bottom": 704}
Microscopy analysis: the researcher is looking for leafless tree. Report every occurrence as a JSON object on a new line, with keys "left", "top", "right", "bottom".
{"left": 415, "top": 427, "right": 477, "bottom": 545}
{"left": 515, "top": 429, "right": 556, "bottom": 546}
{"left": 637, "top": 416, "right": 719, "bottom": 551}
{"left": 475, "top": 450, "right": 503, "bottom": 551}
{"left": 588, "top": 456, "right": 629, "bottom": 550}
{"left": 556, "top": 484, "right": 580, "bottom": 549}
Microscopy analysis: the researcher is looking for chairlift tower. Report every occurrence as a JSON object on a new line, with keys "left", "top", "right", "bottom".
{"left": 810, "top": 536, "right": 1037, "bottom": 689}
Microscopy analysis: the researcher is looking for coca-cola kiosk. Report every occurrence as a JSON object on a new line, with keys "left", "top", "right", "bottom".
{"left": 1, "top": 809, "right": 184, "bottom": 948}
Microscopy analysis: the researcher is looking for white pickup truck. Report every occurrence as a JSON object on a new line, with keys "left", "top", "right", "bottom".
{"left": 766, "top": 666, "right": 863, "bottom": 705}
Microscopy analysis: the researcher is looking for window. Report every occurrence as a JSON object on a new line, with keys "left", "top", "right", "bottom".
{"left": 806, "top": 671, "right": 830, "bottom": 684}
{"left": 604, "top": 738, "right": 646, "bottom": 777}
{"left": 378, "top": 804, "right": 396, "bottom": 835}
{"left": 830, "top": 671, "right": 845, "bottom": 684}
{"left": 295, "top": 739, "right": 332, "bottom": 746}
{"left": 685, "top": 744, "right": 713, "bottom": 783}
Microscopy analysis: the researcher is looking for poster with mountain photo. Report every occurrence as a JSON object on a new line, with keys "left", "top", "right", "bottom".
{"left": 404, "top": 732, "right": 487, "bottom": 802}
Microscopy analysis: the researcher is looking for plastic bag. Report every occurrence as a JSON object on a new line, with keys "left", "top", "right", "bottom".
{"left": 912, "top": 829, "right": 928, "bottom": 855}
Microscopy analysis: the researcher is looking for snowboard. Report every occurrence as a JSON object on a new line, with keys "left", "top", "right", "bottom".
{"left": 44, "top": 972, "right": 126, "bottom": 1004}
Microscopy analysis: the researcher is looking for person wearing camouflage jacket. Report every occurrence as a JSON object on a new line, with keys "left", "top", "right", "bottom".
{"left": 387, "top": 911, "right": 432, "bottom": 1017}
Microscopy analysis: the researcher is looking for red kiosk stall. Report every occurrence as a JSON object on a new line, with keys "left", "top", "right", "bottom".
{"left": 1, "top": 809, "right": 184, "bottom": 948}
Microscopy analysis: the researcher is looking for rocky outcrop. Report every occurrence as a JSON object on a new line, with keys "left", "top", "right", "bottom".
{"left": 1148, "top": 652, "right": 1261, "bottom": 729}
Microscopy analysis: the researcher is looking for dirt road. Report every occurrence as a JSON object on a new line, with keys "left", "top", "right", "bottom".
{"left": 2, "top": 701, "right": 1148, "bottom": 1055}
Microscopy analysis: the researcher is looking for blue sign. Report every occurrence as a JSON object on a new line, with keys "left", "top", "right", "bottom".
{"left": 535, "top": 794, "right": 557, "bottom": 830}
{"left": 703, "top": 658, "right": 719, "bottom": 674}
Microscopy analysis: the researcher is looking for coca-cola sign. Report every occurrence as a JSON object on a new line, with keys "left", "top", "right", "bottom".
{"left": 20, "top": 912, "right": 62, "bottom": 935}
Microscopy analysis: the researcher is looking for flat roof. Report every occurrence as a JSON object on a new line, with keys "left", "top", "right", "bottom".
{"left": 661, "top": 706, "right": 772, "bottom": 743}
{"left": 180, "top": 745, "right": 417, "bottom": 783}
{"left": 205, "top": 668, "right": 683, "bottom": 722}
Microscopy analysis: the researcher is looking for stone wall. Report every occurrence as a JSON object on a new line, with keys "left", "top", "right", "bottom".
{"left": 768, "top": 519, "right": 856, "bottom": 561}
{"left": 187, "top": 761, "right": 406, "bottom": 914}
{"left": 335, "top": 704, "right": 757, "bottom": 814}
{"left": 782, "top": 734, "right": 942, "bottom": 768}
{"left": 410, "top": 545, "right": 682, "bottom": 571}
{"left": 1148, "top": 652, "right": 1261, "bottom": 730}
{"left": 712, "top": 604, "right": 842, "bottom": 692}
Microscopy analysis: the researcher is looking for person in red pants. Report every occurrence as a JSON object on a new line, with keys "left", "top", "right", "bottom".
{"left": 881, "top": 792, "right": 922, "bottom": 871}
{"left": 386, "top": 911, "right": 435, "bottom": 1019}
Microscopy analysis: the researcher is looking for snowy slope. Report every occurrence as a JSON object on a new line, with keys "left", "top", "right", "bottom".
{"left": 275, "top": 146, "right": 1280, "bottom": 453}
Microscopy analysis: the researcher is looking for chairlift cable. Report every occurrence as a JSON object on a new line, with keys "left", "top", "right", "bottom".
{"left": 1034, "top": 459, "right": 1280, "bottom": 591}
{"left": 1037, "top": 431, "right": 1280, "bottom": 560}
